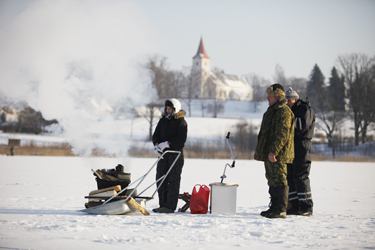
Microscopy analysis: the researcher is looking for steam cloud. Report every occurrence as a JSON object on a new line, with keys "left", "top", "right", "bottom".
{"left": 0, "top": 0, "right": 155, "bottom": 157}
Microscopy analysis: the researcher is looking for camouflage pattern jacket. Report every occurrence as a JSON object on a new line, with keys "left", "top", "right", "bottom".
{"left": 254, "top": 99, "right": 295, "bottom": 164}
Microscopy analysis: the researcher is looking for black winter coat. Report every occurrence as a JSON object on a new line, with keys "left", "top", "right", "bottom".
{"left": 291, "top": 99, "right": 315, "bottom": 141}
{"left": 291, "top": 99, "right": 315, "bottom": 165}
{"left": 152, "top": 110, "right": 188, "bottom": 151}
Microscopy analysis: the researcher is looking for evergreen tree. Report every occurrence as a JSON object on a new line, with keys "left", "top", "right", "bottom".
{"left": 1, "top": 112, "right": 5, "bottom": 123}
{"left": 327, "top": 67, "right": 346, "bottom": 112}
{"left": 306, "top": 64, "right": 326, "bottom": 111}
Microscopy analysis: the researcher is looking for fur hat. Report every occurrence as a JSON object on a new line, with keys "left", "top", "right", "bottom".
{"left": 285, "top": 87, "right": 299, "bottom": 100}
{"left": 266, "top": 84, "right": 285, "bottom": 101}
{"left": 271, "top": 83, "right": 284, "bottom": 92}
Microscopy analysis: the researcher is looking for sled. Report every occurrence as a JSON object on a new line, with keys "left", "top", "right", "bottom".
{"left": 79, "top": 150, "right": 181, "bottom": 216}
{"left": 177, "top": 192, "right": 191, "bottom": 212}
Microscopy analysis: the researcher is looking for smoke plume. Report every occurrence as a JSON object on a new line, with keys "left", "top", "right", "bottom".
{"left": 0, "top": 0, "right": 155, "bottom": 157}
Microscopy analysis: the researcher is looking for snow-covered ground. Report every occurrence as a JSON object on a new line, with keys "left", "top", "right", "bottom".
{"left": 1, "top": 155, "right": 374, "bottom": 249}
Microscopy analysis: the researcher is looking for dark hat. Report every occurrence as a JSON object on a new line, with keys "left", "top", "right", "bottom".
{"left": 165, "top": 100, "right": 174, "bottom": 108}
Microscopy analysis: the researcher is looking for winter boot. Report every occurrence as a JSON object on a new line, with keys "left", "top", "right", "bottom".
{"left": 287, "top": 200, "right": 300, "bottom": 215}
{"left": 287, "top": 207, "right": 299, "bottom": 215}
{"left": 153, "top": 207, "right": 174, "bottom": 213}
{"left": 260, "top": 187, "right": 275, "bottom": 217}
{"left": 265, "top": 185, "right": 289, "bottom": 219}
{"left": 297, "top": 210, "right": 313, "bottom": 216}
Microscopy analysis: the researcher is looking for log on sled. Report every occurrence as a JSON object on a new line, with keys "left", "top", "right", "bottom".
{"left": 83, "top": 186, "right": 149, "bottom": 215}
{"left": 83, "top": 195, "right": 150, "bottom": 215}
{"left": 79, "top": 150, "right": 181, "bottom": 216}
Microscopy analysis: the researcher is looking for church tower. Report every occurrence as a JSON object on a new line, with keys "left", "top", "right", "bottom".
{"left": 191, "top": 37, "right": 210, "bottom": 98}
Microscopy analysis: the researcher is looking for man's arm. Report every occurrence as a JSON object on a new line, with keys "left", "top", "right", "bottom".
{"left": 269, "top": 109, "right": 293, "bottom": 157}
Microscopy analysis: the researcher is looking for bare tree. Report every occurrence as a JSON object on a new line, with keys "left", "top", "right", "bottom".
{"left": 245, "top": 74, "right": 270, "bottom": 112}
{"left": 315, "top": 111, "right": 346, "bottom": 157}
{"left": 272, "top": 65, "right": 309, "bottom": 100}
{"left": 135, "top": 102, "right": 163, "bottom": 140}
{"left": 336, "top": 53, "right": 375, "bottom": 145}
{"left": 208, "top": 98, "right": 225, "bottom": 118}
{"left": 143, "top": 55, "right": 174, "bottom": 99}
{"left": 181, "top": 67, "right": 196, "bottom": 117}
{"left": 171, "top": 70, "right": 186, "bottom": 99}
{"left": 273, "top": 64, "right": 288, "bottom": 86}
{"left": 199, "top": 98, "right": 208, "bottom": 117}
{"left": 232, "top": 119, "right": 258, "bottom": 157}
{"left": 288, "top": 77, "right": 308, "bottom": 100}
{"left": 360, "top": 64, "right": 375, "bottom": 142}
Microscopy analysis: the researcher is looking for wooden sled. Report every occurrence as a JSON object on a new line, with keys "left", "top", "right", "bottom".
{"left": 178, "top": 192, "right": 191, "bottom": 212}
{"left": 79, "top": 150, "right": 181, "bottom": 216}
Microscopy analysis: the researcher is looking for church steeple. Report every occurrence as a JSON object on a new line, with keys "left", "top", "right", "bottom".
{"left": 193, "top": 37, "right": 210, "bottom": 59}
{"left": 191, "top": 37, "right": 211, "bottom": 99}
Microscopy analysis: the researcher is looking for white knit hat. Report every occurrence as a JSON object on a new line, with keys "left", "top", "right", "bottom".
{"left": 285, "top": 87, "right": 299, "bottom": 100}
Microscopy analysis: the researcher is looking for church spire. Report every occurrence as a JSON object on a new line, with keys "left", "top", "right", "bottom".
{"left": 193, "top": 37, "right": 209, "bottom": 59}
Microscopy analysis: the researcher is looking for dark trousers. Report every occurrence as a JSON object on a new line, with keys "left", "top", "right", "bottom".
{"left": 156, "top": 151, "right": 184, "bottom": 210}
{"left": 287, "top": 161, "right": 313, "bottom": 212}
{"left": 287, "top": 140, "right": 313, "bottom": 212}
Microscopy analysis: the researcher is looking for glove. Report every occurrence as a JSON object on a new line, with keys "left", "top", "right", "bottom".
{"left": 158, "top": 141, "right": 170, "bottom": 151}
{"left": 153, "top": 145, "right": 162, "bottom": 157}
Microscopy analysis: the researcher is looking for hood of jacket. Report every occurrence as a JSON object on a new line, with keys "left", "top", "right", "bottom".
{"left": 164, "top": 109, "right": 186, "bottom": 119}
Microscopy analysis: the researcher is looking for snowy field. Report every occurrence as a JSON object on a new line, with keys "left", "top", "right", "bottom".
{"left": 0, "top": 100, "right": 266, "bottom": 150}
{"left": 1, "top": 155, "right": 375, "bottom": 250}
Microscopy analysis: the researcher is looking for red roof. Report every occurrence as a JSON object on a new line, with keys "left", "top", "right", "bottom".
{"left": 193, "top": 37, "right": 210, "bottom": 59}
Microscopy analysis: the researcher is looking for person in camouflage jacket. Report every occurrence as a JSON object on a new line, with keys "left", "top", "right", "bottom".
{"left": 254, "top": 84, "right": 295, "bottom": 219}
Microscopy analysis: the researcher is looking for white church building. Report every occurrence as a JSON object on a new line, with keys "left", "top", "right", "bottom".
{"left": 191, "top": 38, "right": 253, "bottom": 101}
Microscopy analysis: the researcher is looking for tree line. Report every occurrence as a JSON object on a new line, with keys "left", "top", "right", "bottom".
{"left": 1, "top": 52, "right": 373, "bottom": 158}
{"left": 142, "top": 52, "right": 374, "bottom": 149}
{"left": 231, "top": 53, "right": 375, "bottom": 158}
{"left": 307, "top": 53, "right": 375, "bottom": 148}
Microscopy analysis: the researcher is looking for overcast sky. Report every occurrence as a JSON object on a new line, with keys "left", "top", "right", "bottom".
{"left": 135, "top": 0, "right": 375, "bottom": 79}
{"left": 1, "top": 0, "right": 374, "bottom": 85}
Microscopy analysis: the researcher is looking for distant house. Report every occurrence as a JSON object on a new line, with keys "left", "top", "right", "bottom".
{"left": 0, "top": 106, "right": 58, "bottom": 134}
{"left": 0, "top": 108, "right": 19, "bottom": 123}
{"left": 191, "top": 38, "right": 253, "bottom": 101}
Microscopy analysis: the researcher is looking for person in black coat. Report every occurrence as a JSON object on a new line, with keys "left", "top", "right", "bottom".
{"left": 285, "top": 87, "right": 315, "bottom": 216}
{"left": 152, "top": 98, "right": 188, "bottom": 213}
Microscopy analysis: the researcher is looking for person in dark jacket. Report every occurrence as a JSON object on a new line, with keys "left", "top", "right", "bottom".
{"left": 285, "top": 87, "right": 315, "bottom": 216}
{"left": 152, "top": 98, "right": 188, "bottom": 213}
{"left": 254, "top": 84, "right": 295, "bottom": 219}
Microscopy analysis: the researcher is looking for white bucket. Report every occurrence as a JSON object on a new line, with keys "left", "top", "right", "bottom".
{"left": 209, "top": 182, "right": 239, "bottom": 215}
